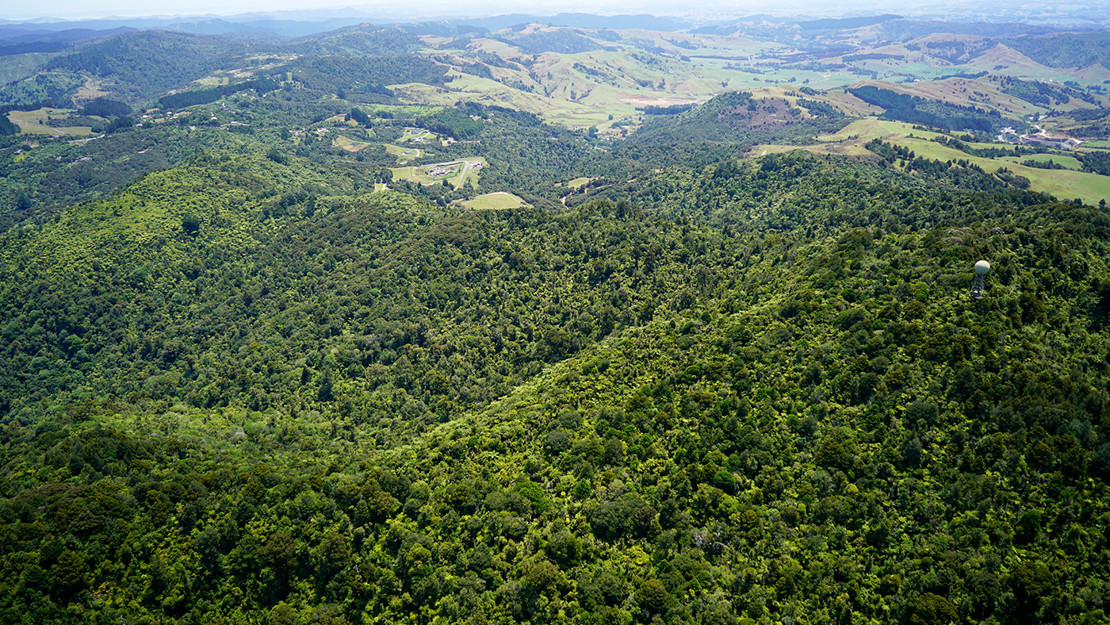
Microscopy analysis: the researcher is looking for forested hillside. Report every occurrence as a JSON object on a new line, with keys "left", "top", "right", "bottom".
{"left": 2, "top": 11, "right": 1110, "bottom": 625}
{"left": 625, "top": 92, "right": 850, "bottom": 149}
{"left": 44, "top": 31, "right": 246, "bottom": 102}
{"left": 848, "top": 87, "right": 1006, "bottom": 134}
{"left": 1, "top": 144, "right": 1108, "bottom": 624}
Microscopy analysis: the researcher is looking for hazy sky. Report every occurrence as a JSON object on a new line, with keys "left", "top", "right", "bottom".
{"left": 0, "top": 0, "right": 848, "bottom": 20}
{"left": 2, "top": 0, "right": 1106, "bottom": 22}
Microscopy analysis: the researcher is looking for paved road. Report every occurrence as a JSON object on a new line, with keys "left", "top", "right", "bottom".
{"left": 455, "top": 160, "right": 473, "bottom": 190}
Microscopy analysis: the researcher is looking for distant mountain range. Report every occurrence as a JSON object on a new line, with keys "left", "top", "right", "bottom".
{"left": 0, "top": 13, "right": 688, "bottom": 39}
{"left": 3, "top": 9, "right": 1105, "bottom": 43}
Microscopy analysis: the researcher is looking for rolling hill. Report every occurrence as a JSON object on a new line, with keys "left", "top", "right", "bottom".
{"left": 2, "top": 13, "right": 1110, "bottom": 624}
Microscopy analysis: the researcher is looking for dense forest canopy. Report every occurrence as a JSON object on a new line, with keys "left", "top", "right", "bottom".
{"left": 1, "top": 9, "right": 1110, "bottom": 625}
{"left": 847, "top": 87, "right": 1005, "bottom": 134}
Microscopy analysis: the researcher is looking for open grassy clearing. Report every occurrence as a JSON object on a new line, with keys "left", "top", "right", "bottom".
{"left": 560, "top": 50, "right": 728, "bottom": 101}
{"left": 752, "top": 117, "right": 1110, "bottom": 204}
{"left": 7, "top": 108, "right": 94, "bottom": 136}
{"left": 965, "top": 47, "right": 1110, "bottom": 83}
{"left": 73, "top": 76, "right": 111, "bottom": 102}
{"left": 385, "top": 143, "right": 425, "bottom": 163}
{"left": 748, "top": 142, "right": 875, "bottom": 158}
{"left": 456, "top": 192, "right": 528, "bottom": 210}
{"left": 391, "top": 157, "right": 486, "bottom": 189}
{"left": 564, "top": 177, "right": 593, "bottom": 188}
{"left": 324, "top": 114, "right": 363, "bottom": 126}
{"left": 333, "top": 135, "right": 373, "bottom": 152}
{"left": 817, "top": 118, "right": 948, "bottom": 143}
{"left": 462, "top": 38, "right": 523, "bottom": 58}
{"left": 998, "top": 153, "right": 1082, "bottom": 170}
{"left": 193, "top": 76, "right": 231, "bottom": 87}
{"left": 692, "top": 58, "right": 869, "bottom": 91}
{"left": 888, "top": 135, "right": 1110, "bottom": 204}
{"left": 457, "top": 40, "right": 725, "bottom": 110}
{"left": 726, "top": 67, "right": 857, "bottom": 91}
{"left": 397, "top": 73, "right": 615, "bottom": 128}
{"left": 395, "top": 54, "right": 717, "bottom": 128}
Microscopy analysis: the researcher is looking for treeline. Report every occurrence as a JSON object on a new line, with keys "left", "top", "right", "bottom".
{"left": 0, "top": 129, "right": 282, "bottom": 233}
{"left": 1078, "top": 150, "right": 1110, "bottom": 176}
{"left": 1003, "top": 32, "right": 1110, "bottom": 69}
{"left": 591, "top": 149, "right": 1053, "bottom": 236}
{"left": 0, "top": 71, "right": 84, "bottom": 109}
{"left": 285, "top": 24, "right": 422, "bottom": 57}
{"left": 865, "top": 138, "right": 916, "bottom": 162}
{"left": 420, "top": 107, "right": 484, "bottom": 138}
{"left": 997, "top": 76, "right": 1094, "bottom": 106}
{"left": 101, "top": 116, "right": 136, "bottom": 133}
{"left": 795, "top": 97, "right": 842, "bottom": 117}
{"left": 157, "top": 77, "right": 280, "bottom": 109}
{"left": 1020, "top": 159, "right": 1066, "bottom": 170}
{"left": 865, "top": 139, "right": 1029, "bottom": 191}
{"left": 849, "top": 86, "right": 1004, "bottom": 133}
{"left": 79, "top": 97, "right": 131, "bottom": 117}
{"left": 931, "top": 135, "right": 1044, "bottom": 158}
{"left": 347, "top": 108, "right": 372, "bottom": 126}
{"left": 428, "top": 102, "right": 601, "bottom": 194}
{"left": 625, "top": 91, "right": 850, "bottom": 148}
{"left": 45, "top": 30, "right": 242, "bottom": 101}
{"left": 286, "top": 55, "right": 448, "bottom": 99}
{"left": 0, "top": 99, "right": 82, "bottom": 135}
{"left": 639, "top": 103, "right": 696, "bottom": 115}
{"left": 0, "top": 113, "right": 17, "bottom": 136}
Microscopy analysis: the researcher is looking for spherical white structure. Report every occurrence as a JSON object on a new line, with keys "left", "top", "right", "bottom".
{"left": 974, "top": 260, "right": 991, "bottom": 275}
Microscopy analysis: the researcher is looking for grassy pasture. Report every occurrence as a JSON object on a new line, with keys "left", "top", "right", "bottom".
{"left": 385, "top": 143, "right": 425, "bottom": 163}
{"left": 752, "top": 117, "right": 1110, "bottom": 204}
{"left": 998, "top": 153, "right": 1082, "bottom": 170}
{"left": 333, "top": 135, "right": 373, "bottom": 152}
{"left": 7, "top": 108, "right": 94, "bottom": 136}
{"left": 388, "top": 32, "right": 1110, "bottom": 128}
{"left": 193, "top": 76, "right": 230, "bottom": 87}
{"left": 457, "top": 192, "right": 528, "bottom": 210}
{"left": 887, "top": 136, "right": 1110, "bottom": 204}
{"left": 748, "top": 142, "right": 874, "bottom": 158}
{"left": 816, "top": 118, "right": 949, "bottom": 143}
{"left": 438, "top": 73, "right": 614, "bottom": 128}
{"left": 73, "top": 76, "right": 111, "bottom": 102}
